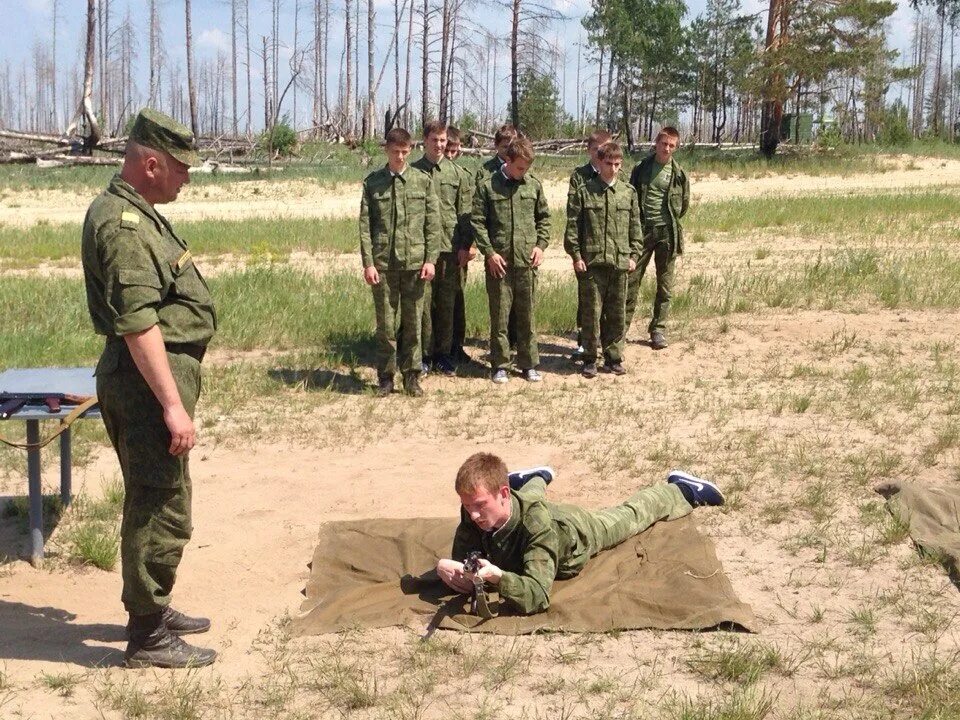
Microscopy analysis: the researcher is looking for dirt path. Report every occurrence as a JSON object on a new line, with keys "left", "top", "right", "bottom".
{"left": 2, "top": 155, "right": 959, "bottom": 228}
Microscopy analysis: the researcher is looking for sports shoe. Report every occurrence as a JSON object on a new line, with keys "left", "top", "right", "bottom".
{"left": 433, "top": 354, "right": 456, "bottom": 377}
{"left": 667, "top": 470, "right": 724, "bottom": 507}
{"left": 125, "top": 612, "right": 217, "bottom": 669}
{"left": 582, "top": 363, "right": 598, "bottom": 379}
{"left": 650, "top": 331, "right": 668, "bottom": 350}
{"left": 420, "top": 360, "right": 431, "bottom": 376}
{"left": 127, "top": 608, "right": 211, "bottom": 638}
{"left": 491, "top": 369, "right": 509, "bottom": 384}
{"left": 522, "top": 368, "right": 542, "bottom": 382}
{"left": 606, "top": 362, "right": 627, "bottom": 376}
{"left": 508, "top": 466, "right": 554, "bottom": 491}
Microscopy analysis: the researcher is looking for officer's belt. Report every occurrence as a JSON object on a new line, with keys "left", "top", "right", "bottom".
{"left": 164, "top": 342, "right": 207, "bottom": 363}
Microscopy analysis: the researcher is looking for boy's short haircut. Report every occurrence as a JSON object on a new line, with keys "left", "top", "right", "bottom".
{"left": 587, "top": 130, "right": 612, "bottom": 148}
{"left": 655, "top": 126, "right": 681, "bottom": 143}
{"left": 504, "top": 135, "right": 535, "bottom": 163}
{"left": 446, "top": 126, "right": 462, "bottom": 142}
{"left": 494, "top": 124, "right": 518, "bottom": 146}
{"left": 385, "top": 127, "right": 412, "bottom": 147}
{"left": 423, "top": 120, "right": 448, "bottom": 139}
{"left": 455, "top": 452, "right": 509, "bottom": 495}
{"left": 596, "top": 141, "right": 622, "bottom": 161}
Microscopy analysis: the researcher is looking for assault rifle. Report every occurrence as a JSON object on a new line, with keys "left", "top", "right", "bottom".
{"left": 463, "top": 550, "right": 496, "bottom": 619}
{"left": 0, "top": 392, "right": 74, "bottom": 419}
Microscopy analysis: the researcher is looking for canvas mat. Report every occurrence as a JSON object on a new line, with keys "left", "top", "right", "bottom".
{"left": 879, "top": 481, "right": 960, "bottom": 582}
{"left": 293, "top": 516, "right": 756, "bottom": 636}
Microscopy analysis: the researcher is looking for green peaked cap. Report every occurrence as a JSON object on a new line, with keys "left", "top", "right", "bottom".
{"left": 129, "top": 108, "right": 201, "bottom": 167}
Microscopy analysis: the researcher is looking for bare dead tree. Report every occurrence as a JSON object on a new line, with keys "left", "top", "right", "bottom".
{"left": 439, "top": 0, "right": 450, "bottom": 122}
{"left": 232, "top": 0, "right": 239, "bottom": 135}
{"left": 245, "top": 0, "right": 253, "bottom": 134}
{"left": 345, "top": 0, "right": 354, "bottom": 134}
{"left": 65, "top": 0, "right": 101, "bottom": 151}
{"left": 366, "top": 0, "right": 375, "bottom": 139}
{"left": 51, "top": 0, "right": 58, "bottom": 130}
{"left": 148, "top": 0, "right": 161, "bottom": 106}
{"left": 185, "top": 0, "right": 199, "bottom": 135}
{"left": 404, "top": 0, "right": 414, "bottom": 127}
{"left": 421, "top": 0, "right": 430, "bottom": 123}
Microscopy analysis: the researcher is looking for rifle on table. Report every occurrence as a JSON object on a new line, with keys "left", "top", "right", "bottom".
{"left": 0, "top": 392, "right": 98, "bottom": 448}
{"left": 463, "top": 550, "right": 496, "bottom": 619}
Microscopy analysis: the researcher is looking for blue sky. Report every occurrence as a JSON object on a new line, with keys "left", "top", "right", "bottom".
{"left": 4, "top": 0, "right": 917, "bottom": 130}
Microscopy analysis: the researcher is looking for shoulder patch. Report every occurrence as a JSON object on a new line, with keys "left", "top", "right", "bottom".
{"left": 120, "top": 211, "right": 140, "bottom": 229}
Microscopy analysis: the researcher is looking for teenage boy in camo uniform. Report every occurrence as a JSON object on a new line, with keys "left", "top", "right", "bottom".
{"left": 470, "top": 136, "right": 550, "bottom": 384}
{"left": 445, "top": 126, "right": 474, "bottom": 364}
{"left": 564, "top": 141, "right": 641, "bottom": 378}
{"left": 411, "top": 121, "right": 471, "bottom": 375}
{"left": 567, "top": 129, "right": 613, "bottom": 359}
{"left": 359, "top": 127, "right": 441, "bottom": 397}
{"left": 435, "top": 453, "right": 724, "bottom": 615}
{"left": 626, "top": 126, "right": 690, "bottom": 350}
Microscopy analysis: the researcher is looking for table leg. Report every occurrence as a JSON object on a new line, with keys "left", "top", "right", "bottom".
{"left": 60, "top": 427, "right": 72, "bottom": 507}
{"left": 26, "top": 419, "right": 43, "bottom": 567}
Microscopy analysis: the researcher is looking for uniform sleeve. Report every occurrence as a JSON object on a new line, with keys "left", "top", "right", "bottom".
{"left": 629, "top": 187, "right": 642, "bottom": 261}
{"left": 98, "top": 224, "right": 164, "bottom": 336}
{"left": 497, "top": 507, "right": 559, "bottom": 614}
{"left": 679, "top": 168, "right": 690, "bottom": 219}
{"left": 471, "top": 181, "right": 495, "bottom": 259}
{"left": 453, "top": 167, "right": 473, "bottom": 251}
{"left": 424, "top": 175, "right": 442, "bottom": 265}
{"left": 564, "top": 186, "right": 584, "bottom": 263}
{"left": 359, "top": 180, "right": 374, "bottom": 269}
{"left": 534, "top": 182, "right": 551, "bottom": 251}
{"left": 451, "top": 511, "right": 483, "bottom": 562}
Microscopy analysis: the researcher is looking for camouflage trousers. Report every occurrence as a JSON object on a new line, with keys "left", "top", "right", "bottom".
{"left": 518, "top": 477, "right": 692, "bottom": 574}
{"left": 430, "top": 252, "right": 464, "bottom": 358}
{"left": 575, "top": 270, "right": 589, "bottom": 343}
{"left": 97, "top": 346, "right": 201, "bottom": 616}
{"left": 581, "top": 264, "right": 629, "bottom": 364}
{"left": 372, "top": 266, "right": 425, "bottom": 376}
{"left": 625, "top": 225, "right": 676, "bottom": 335}
{"left": 486, "top": 266, "right": 538, "bottom": 371}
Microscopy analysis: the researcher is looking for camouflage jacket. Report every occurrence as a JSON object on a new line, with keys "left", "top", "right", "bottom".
{"left": 359, "top": 165, "right": 442, "bottom": 271}
{"left": 411, "top": 154, "right": 471, "bottom": 253}
{"left": 451, "top": 490, "right": 601, "bottom": 614}
{"left": 81, "top": 175, "right": 217, "bottom": 374}
{"left": 564, "top": 177, "right": 642, "bottom": 269}
{"left": 470, "top": 169, "right": 550, "bottom": 267}
{"left": 473, "top": 155, "right": 504, "bottom": 187}
{"left": 629, "top": 154, "right": 690, "bottom": 254}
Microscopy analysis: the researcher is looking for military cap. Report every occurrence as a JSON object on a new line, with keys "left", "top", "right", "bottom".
{"left": 129, "top": 108, "right": 200, "bottom": 167}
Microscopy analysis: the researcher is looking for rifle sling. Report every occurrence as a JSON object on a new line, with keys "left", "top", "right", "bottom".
{"left": 0, "top": 397, "right": 99, "bottom": 450}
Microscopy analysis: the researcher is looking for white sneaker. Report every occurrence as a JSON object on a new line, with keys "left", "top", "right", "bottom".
{"left": 523, "top": 368, "right": 542, "bottom": 382}
{"left": 491, "top": 369, "right": 509, "bottom": 384}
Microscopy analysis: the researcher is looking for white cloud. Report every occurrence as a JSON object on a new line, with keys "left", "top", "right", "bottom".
{"left": 198, "top": 28, "right": 230, "bottom": 53}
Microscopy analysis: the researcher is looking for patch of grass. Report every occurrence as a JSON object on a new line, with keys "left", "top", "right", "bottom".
{"left": 662, "top": 688, "right": 775, "bottom": 720}
{"left": 883, "top": 650, "right": 960, "bottom": 715}
{"left": 63, "top": 520, "right": 119, "bottom": 570}
{"left": 1, "top": 494, "right": 64, "bottom": 533}
{"left": 847, "top": 606, "right": 878, "bottom": 636}
{"left": 686, "top": 639, "right": 800, "bottom": 684}
{"left": 38, "top": 671, "right": 83, "bottom": 697}
{"left": 919, "top": 420, "right": 960, "bottom": 465}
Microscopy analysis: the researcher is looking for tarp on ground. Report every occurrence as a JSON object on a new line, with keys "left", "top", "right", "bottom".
{"left": 292, "top": 516, "right": 756, "bottom": 636}
{"left": 879, "top": 481, "right": 960, "bottom": 581}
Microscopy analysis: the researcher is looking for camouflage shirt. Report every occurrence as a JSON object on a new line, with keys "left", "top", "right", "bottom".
{"left": 472, "top": 155, "right": 504, "bottom": 187}
{"left": 470, "top": 169, "right": 550, "bottom": 267}
{"left": 359, "top": 165, "right": 442, "bottom": 271}
{"left": 411, "top": 154, "right": 471, "bottom": 254}
{"left": 81, "top": 175, "right": 217, "bottom": 359}
{"left": 451, "top": 490, "right": 604, "bottom": 614}
{"left": 564, "top": 177, "right": 642, "bottom": 269}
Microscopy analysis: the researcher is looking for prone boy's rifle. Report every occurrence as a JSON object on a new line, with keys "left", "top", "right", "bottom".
{"left": 0, "top": 392, "right": 98, "bottom": 448}
{"left": 463, "top": 550, "right": 496, "bottom": 619}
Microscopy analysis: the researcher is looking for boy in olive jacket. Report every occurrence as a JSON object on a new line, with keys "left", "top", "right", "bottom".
{"left": 470, "top": 136, "right": 550, "bottom": 383}
{"left": 360, "top": 128, "right": 441, "bottom": 397}
{"left": 565, "top": 141, "right": 641, "bottom": 377}
{"left": 626, "top": 126, "right": 690, "bottom": 350}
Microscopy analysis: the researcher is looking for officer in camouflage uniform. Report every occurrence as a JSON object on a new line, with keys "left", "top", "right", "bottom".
{"left": 360, "top": 127, "right": 442, "bottom": 397}
{"left": 81, "top": 108, "right": 217, "bottom": 668}
{"left": 566, "top": 129, "right": 612, "bottom": 359}
{"left": 626, "top": 126, "right": 690, "bottom": 350}
{"left": 470, "top": 136, "right": 550, "bottom": 383}
{"left": 564, "top": 141, "right": 641, "bottom": 378}
{"left": 436, "top": 453, "right": 724, "bottom": 615}
{"left": 412, "top": 121, "right": 471, "bottom": 376}
{"left": 445, "top": 126, "right": 474, "bottom": 364}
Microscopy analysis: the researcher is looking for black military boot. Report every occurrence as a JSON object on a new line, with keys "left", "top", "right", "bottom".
{"left": 650, "top": 331, "right": 668, "bottom": 350}
{"left": 402, "top": 371, "right": 424, "bottom": 397}
{"left": 126, "top": 607, "right": 210, "bottom": 637}
{"left": 125, "top": 612, "right": 217, "bottom": 669}
{"left": 376, "top": 375, "right": 394, "bottom": 398}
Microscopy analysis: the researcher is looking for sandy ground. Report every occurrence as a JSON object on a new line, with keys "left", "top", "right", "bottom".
{"left": 2, "top": 154, "right": 960, "bottom": 228}
{"left": 3, "top": 160, "right": 960, "bottom": 718}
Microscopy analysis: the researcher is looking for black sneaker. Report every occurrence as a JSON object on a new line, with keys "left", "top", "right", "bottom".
{"left": 650, "top": 331, "right": 668, "bottom": 350}
{"left": 582, "top": 363, "right": 598, "bottom": 379}
{"left": 434, "top": 354, "right": 456, "bottom": 377}
{"left": 125, "top": 612, "right": 216, "bottom": 669}
{"left": 508, "top": 466, "right": 555, "bottom": 491}
{"left": 126, "top": 607, "right": 210, "bottom": 638}
{"left": 668, "top": 470, "right": 724, "bottom": 507}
